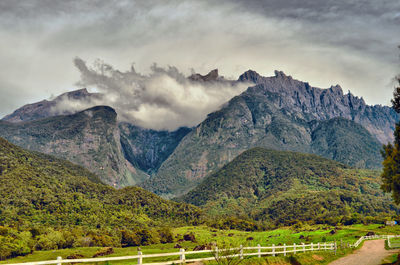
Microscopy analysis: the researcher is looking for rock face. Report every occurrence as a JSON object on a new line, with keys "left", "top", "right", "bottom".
{"left": 238, "top": 70, "right": 397, "bottom": 144}
{"left": 119, "top": 123, "right": 192, "bottom": 174}
{"left": 142, "top": 70, "right": 397, "bottom": 197}
{"left": 2, "top": 88, "right": 102, "bottom": 123}
{"left": 0, "top": 106, "right": 147, "bottom": 186}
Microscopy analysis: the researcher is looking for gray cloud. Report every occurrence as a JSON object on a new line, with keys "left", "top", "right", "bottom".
{"left": 53, "top": 57, "right": 249, "bottom": 130}
{"left": 0, "top": 0, "right": 399, "bottom": 120}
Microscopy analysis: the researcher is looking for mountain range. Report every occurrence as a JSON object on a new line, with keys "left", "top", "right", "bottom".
{"left": 0, "top": 69, "right": 397, "bottom": 197}
{"left": 142, "top": 70, "right": 396, "bottom": 197}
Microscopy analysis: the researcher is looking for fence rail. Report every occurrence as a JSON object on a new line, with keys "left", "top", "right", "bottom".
{"left": 386, "top": 235, "right": 400, "bottom": 249}
{"left": 6, "top": 242, "right": 335, "bottom": 265}
{"left": 351, "top": 235, "right": 400, "bottom": 248}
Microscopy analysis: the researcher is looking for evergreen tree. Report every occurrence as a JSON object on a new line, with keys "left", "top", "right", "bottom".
{"left": 381, "top": 71, "right": 400, "bottom": 203}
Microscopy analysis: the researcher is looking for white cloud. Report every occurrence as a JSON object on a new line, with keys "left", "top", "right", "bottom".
{"left": 58, "top": 58, "right": 249, "bottom": 130}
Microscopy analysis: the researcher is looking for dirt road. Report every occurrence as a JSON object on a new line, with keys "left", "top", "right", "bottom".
{"left": 329, "top": 239, "right": 398, "bottom": 265}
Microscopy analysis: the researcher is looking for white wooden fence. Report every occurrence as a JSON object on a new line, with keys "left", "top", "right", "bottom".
{"left": 386, "top": 235, "right": 400, "bottom": 249}
{"left": 351, "top": 234, "right": 400, "bottom": 248}
{"left": 6, "top": 242, "right": 335, "bottom": 265}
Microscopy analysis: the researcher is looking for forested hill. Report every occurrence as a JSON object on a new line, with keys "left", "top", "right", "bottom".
{"left": 0, "top": 137, "right": 202, "bottom": 229}
{"left": 178, "top": 148, "right": 399, "bottom": 226}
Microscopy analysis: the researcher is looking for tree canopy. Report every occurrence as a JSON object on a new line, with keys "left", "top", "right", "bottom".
{"left": 381, "top": 71, "right": 400, "bottom": 203}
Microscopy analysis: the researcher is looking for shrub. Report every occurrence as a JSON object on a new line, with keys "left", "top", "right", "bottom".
{"left": 158, "top": 227, "right": 174, "bottom": 244}
{"left": 36, "top": 230, "right": 65, "bottom": 250}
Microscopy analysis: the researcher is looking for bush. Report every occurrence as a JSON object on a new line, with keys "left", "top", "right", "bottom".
{"left": 0, "top": 229, "right": 33, "bottom": 260}
{"left": 36, "top": 230, "right": 65, "bottom": 250}
{"left": 158, "top": 227, "right": 174, "bottom": 244}
{"left": 93, "top": 247, "right": 114, "bottom": 257}
{"left": 121, "top": 230, "right": 141, "bottom": 247}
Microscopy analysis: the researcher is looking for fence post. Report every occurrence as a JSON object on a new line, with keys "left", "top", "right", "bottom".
{"left": 293, "top": 243, "right": 296, "bottom": 254}
{"left": 215, "top": 246, "right": 219, "bottom": 259}
{"left": 138, "top": 251, "right": 142, "bottom": 265}
{"left": 302, "top": 243, "right": 305, "bottom": 253}
{"left": 318, "top": 242, "right": 320, "bottom": 250}
{"left": 272, "top": 244, "right": 276, "bottom": 256}
{"left": 257, "top": 244, "right": 261, "bottom": 258}
{"left": 284, "top": 243, "right": 286, "bottom": 256}
{"left": 180, "top": 248, "right": 185, "bottom": 263}
{"left": 334, "top": 240, "right": 337, "bottom": 255}
{"left": 240, "top": 245, "right": 243, "bottom": 259}
{"left": 311, "top": 242, "right": 314, "bottom": 251}
{"left": 57, "top": 256, "right": 62, "bottom": 265}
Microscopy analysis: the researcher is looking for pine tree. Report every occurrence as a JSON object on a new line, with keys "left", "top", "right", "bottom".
{"left": 381, "top": 72, "right": 400, "bottom": 203}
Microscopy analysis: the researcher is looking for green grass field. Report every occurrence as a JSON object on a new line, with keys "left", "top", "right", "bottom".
{"left": 2, "top": 224, "right": 400, "bottom": 265}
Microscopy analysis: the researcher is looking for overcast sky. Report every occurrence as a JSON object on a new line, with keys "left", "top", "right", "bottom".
{"left": 0, "top": 0, "right": 399, "bottom": 128}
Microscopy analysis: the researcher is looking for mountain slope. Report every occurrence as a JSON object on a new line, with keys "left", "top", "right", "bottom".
{"left": 119, "top": 122, "right": 192, "bottom": 174}
{"left": 310, "top": 118, "right": 382, "bottom": 169}
{"left": 0, "top": 106, "right": 147, "bottom": 186}
{"left": 0, "top": 137, "right": 201, "bottom": 228}
{"left": 178, "top": 148, "right": 398, "bottom": 225}
{"left": 143, "top": 71, "right": 390, "bottom": 197}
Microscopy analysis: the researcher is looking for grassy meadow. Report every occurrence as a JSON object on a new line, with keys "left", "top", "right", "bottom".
{"left": 2, "top": 224, "right": 400, "bottom": 265}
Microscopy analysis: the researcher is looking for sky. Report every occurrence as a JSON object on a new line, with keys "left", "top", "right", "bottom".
{"left": 0, "top": 0, "right": 399, "bottom": 130}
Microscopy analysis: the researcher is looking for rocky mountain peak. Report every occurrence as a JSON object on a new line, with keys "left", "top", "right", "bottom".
{"left": 238, "top": 69, "right": 262, "bottom": 83}
{"left": 56, "top": 88, "right": 90, "bottom": 100}
{"left": 274, "top": 70, "right": 292, "bottom": 80}
{"left": 189, "top": 69, "right": 220, "bottom": 82}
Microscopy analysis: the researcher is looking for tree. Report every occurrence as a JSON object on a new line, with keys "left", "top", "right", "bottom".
{"left": 381, "top": 70, "right": 400, "bottom": 203}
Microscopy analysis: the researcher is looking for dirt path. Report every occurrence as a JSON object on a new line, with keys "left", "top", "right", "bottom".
{"left": 329, "top": 239, "right": 398, "bottom": 265}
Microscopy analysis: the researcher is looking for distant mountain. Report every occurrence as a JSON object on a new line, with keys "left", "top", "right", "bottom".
{"left": 2, "top": 88, "right": 102, "bottom": 123}
{"left": 0, "top": 106, "right": 147, "bottom": 186}
{"left": 142, "top": 70, "right": 393, "bottom": 197}
{"left": 0, "top": 137, "right": 201, "bottom": 228}
{"left": 178, "top": 148, "right": 398, "bottom": 225}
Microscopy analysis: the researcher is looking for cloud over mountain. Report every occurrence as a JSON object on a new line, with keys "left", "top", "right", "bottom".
{"left": 63, "top": 58, "right": 249, "bottom": 130}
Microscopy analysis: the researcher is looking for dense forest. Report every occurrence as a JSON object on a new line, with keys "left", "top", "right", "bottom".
{"left": 179, "top": 148, "right": 400, "bottom": 227}
{"left": 0, "top": 137, "right": 202, "bottom": 260}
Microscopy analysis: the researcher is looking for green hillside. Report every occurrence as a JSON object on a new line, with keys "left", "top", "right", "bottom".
{"left": 179, "top": 148, "right": 398, "bottom": 226}
{"left": 0, "top": 137, "right": 201, "bottom": 259}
